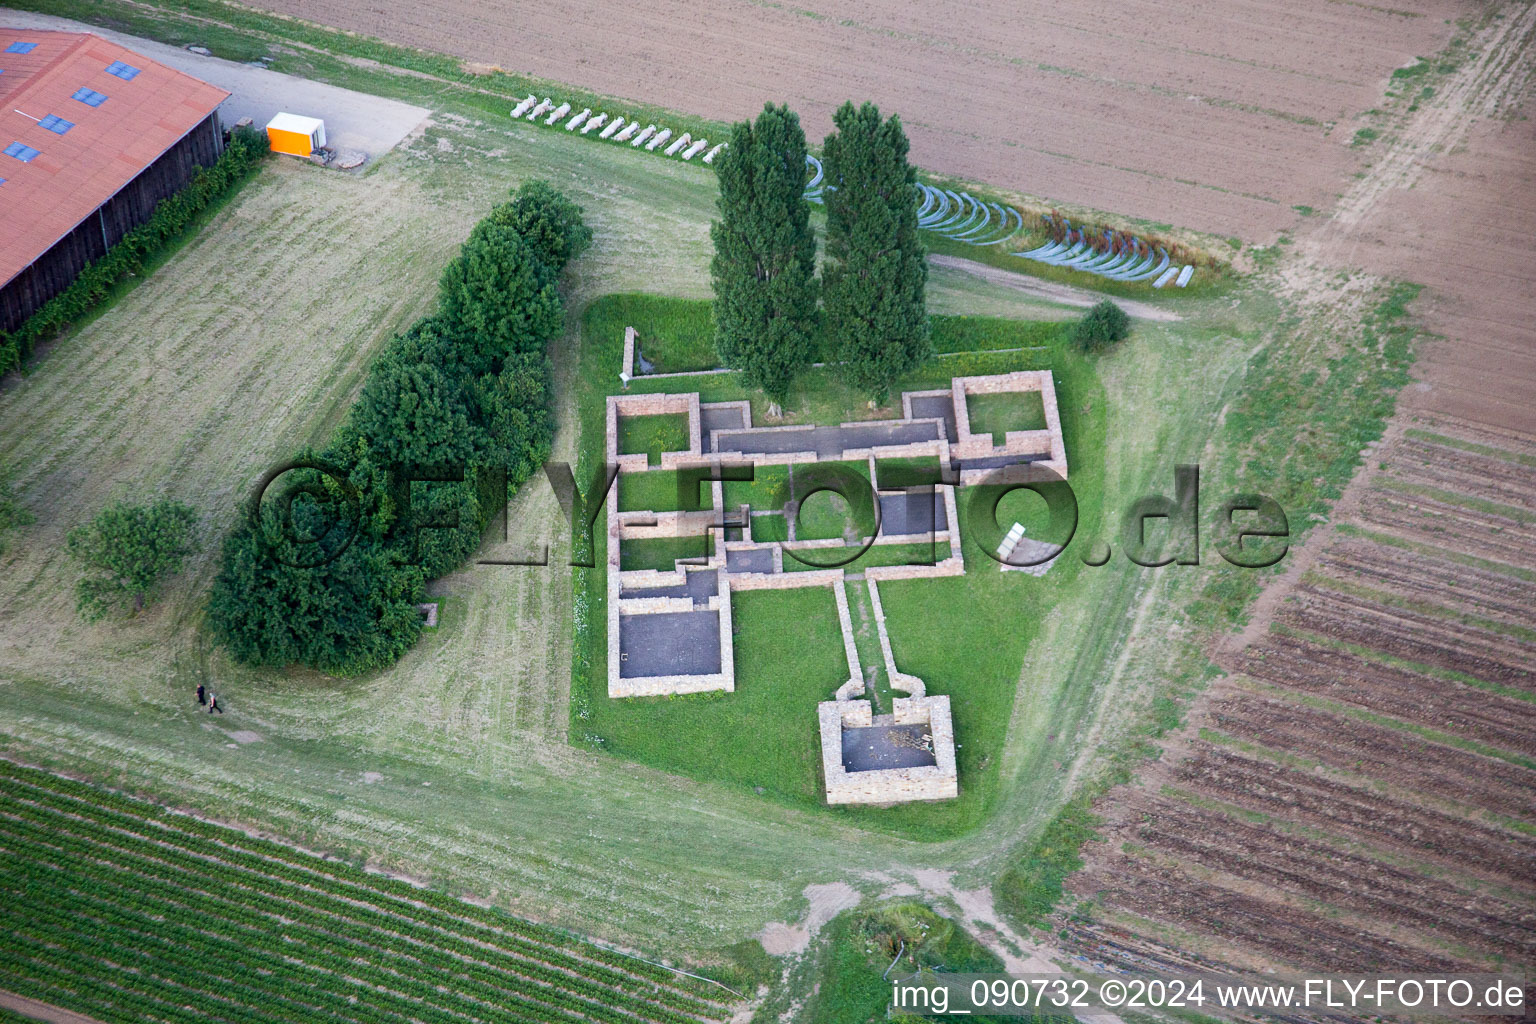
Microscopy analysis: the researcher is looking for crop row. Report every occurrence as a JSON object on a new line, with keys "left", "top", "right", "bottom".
{"left": 0, "top": 765, "right": 729, "bottom": 1010}
{"left": 0, "top": 770, "right": 729, "bottom": 1011}
{"left": 0, "top": 766, "right": 733, "bottom": 1022}
{"left": 2, "top": 804, "right": 711, "bottom": 1024}
{"left": 0, "top": 808, "right": 713, "bottom": 1024}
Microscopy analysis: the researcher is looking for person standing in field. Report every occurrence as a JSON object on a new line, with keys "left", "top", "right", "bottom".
{"left": 196, "top": 684, "right": 206, "bottom": 706}
{"left": 208, "top": 692, "right": 223, "bottom": 714}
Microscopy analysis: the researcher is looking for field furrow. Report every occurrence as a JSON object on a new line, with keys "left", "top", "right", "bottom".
{"left": 1172, "top": 746, "right": 1535, "bottom": 887}
{"left": 1124, "top": 793, "right": 1536, "bottom": 959}
{"left": 1237, "top": 633, "right": 1536, "bottom": 756}
{"left": 0, "top": 762, "right": 736, "bottom": 1024}
{"left": 1315, "top": 537, "right": 1534, "bottom": 628}
{"left": 1206, "top": 691, "right": 1536, "bottom": 821}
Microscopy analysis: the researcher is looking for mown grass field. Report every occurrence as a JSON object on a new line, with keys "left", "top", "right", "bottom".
{"left": 0, "top": 0, "right": 1413, "bottom": 1002}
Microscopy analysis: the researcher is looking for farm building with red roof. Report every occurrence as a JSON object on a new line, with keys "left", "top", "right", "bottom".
{"left": 0, "top": 29, "right": 229, "bottom": 334}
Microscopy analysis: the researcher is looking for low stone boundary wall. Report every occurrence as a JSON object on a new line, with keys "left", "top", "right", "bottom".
{"left": 617, "top": 509, "right": 717, "bottom": 540}
{"left": 950, "top": 370, "right": 1068, "bottom": 478}
{"left": 607, "top": 391, "right": 702, "bottom": 464}
{"left": 818, "top": 695, "right": 958, "bottom": 804}
{"left": 726, "top": 566, "right": 843, "bottom": 591}
{"left": 612, "top": 669, "right": 732, "bottom": 698}
{"left": 865, "top": 554, "right": 965, "bottom": 582}
{"left": 615, "top": 595, "right": 696, "bottom": 614}
{"left": 608, "top": 591, "right": 734, "bottom": 698}
{"left": 834, "top": 579, "right": 863, "bottom": 693}
{"left": 865, "top": 578, "right": 924, "bottom": 698}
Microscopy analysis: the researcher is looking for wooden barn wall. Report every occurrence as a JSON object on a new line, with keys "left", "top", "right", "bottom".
{"left": 0, "top": 112, "right": 225, "bottom": 337}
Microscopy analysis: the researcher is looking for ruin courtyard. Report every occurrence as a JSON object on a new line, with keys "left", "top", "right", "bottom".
{"left": 604, "top": 352, "right": 1068, "bottom": 805}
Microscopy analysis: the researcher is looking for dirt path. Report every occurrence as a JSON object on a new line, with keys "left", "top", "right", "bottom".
{"left": 755, "top": 882, "right": 861, "bottom": 956}
{"left": 929, "top": 255, "right": 1182, "bottom": 322}
{"left": 0, "top": 992, "right": 106, "bottom": 1024}
{"left": 1296, "top": 0, "right": 1536, "bottom": 434}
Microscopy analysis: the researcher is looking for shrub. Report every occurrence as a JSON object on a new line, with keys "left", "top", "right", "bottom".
{"left": 438, "top": 224, "right": 563, "bottom": 366}
{"left": 488, "top": 178, "right": 594, "bottom": 270}
{"left": 209, "top": 182, "right": 586, "bottom": 675}
{"left": 66, "top": 499, "right": 199, "bottom": 620}
{"left": 208, "top": 511, "right": 424, "bottom": 674}
{"left": 0, "top": 127, "right": 270, "bottom": 374}
{"left": 351, "top": 343, "right": 480, "bottom": 470}
{"left": 1071, "top": 300, "right": 1131, "bottom": 352}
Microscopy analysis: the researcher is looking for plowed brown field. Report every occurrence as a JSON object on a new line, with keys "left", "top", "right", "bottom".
{"left": 1070, "top": 425, "right": 1536, "bottom": 979}
{"left": 1064, "top": 0, "right": 1535, "bottom": 987}
{"left": 244, "top": 0, "right": 1460, "bottom": 240}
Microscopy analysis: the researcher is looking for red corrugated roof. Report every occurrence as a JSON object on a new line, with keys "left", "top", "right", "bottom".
{"left": 0, "top": 29, "right": 230, "bottom": 286}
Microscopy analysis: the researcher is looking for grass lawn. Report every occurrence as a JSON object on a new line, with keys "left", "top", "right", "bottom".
{"left": 613, "top": 294, "right": 719, "bottom": 373}
{"left": 617, "top": 412, "right": 690, "bottom": 465}
{"left": 794, "top": 490, "right": 857, "bottom": 541}
{"left": 873, "top": 455, "right": 942, "bottom": 489}
{"left": 585, "top": 294, "right": 1095, "bottom": 374}
{"left": 966, "top": 390, "right": 1048, "bottom": 444}
{"left": 931, "top": 315, "right": 1067, "bottom": 354}
{"left": 619, "top": 534, "right": 711, "bottom": 572}
{"left": 722, "top": 464, "right": 790, "bottom": 511}
{"left": 589, "top": 587, "right": 849, "bottom": 803}
{"left": 618, "top": 469, "right": 715, "bottom": 513}
{"left": 751, "top": 513, "right": 788, "bottom": 543}
{"left": 791, "top": 461, "right": 875, "bottom": 541}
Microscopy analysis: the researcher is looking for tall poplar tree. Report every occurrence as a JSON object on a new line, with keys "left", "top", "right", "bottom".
{"left": 710, "top": 103, "right": 819, "bottom": 413}
{"left": 822, "top": 101, "right": 930, "bottom": 405}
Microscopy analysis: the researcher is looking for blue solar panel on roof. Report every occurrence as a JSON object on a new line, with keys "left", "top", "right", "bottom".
{"left": 4, "top": 141, "right": 40, "bottom": 163}
{"left": 105, "top": 60, "right": 141, "bottom": 80}
{"left": 5, "top": 42, "right": 37, "bottom": 54}
{"left": 71, "top": 88, "right": 108, "bottom": 107}
{"left": 38, "top": 115, "right": 74, "bottom": 135}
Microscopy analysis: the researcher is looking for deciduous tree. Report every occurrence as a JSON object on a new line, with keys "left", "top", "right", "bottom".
{"left": 66, "top": 500, "right": 198, "bottom": 620}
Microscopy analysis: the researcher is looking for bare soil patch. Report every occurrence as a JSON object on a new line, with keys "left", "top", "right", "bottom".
{"left": 244, "top": 0, "right": 1461, "bottom": 240}
{"left": 1065, "top": 0, "right": 1536, "bottom": 986}
{"left": 0, "top": 991, "right": 106, "bottom": 1024}
{"left": 755, "top": 882, "right": 859, "bottom": 955}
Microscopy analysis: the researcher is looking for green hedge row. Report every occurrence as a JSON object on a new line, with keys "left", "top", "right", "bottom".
{"left": 206, "top": 180, "right": 591, "bottom": 675}
{"left": 0, "top": 126, "right": 270, "bottom": 375}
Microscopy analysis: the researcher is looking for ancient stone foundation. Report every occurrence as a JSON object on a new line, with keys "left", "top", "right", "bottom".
{"left": 818, "top": 696, "right": 958, "bottom": 805}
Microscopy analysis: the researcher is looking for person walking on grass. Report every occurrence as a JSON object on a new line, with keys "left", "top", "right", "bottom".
{"left": 196, "top": 684, "right": 206, "bottom": 706}
{"left": 208, "top": 692, "right": 223, "bottom": 714}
